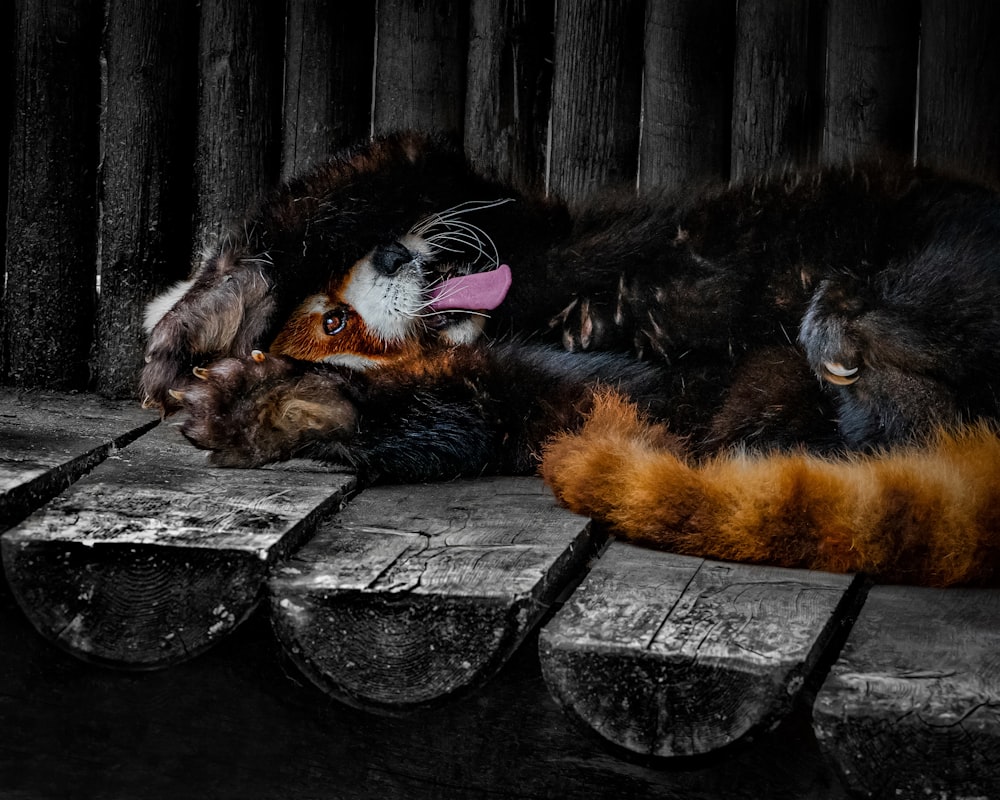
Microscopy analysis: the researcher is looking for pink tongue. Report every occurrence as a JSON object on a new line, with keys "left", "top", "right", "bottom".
{"left": 427, "top": 264, "right": 512, "bottom": 312}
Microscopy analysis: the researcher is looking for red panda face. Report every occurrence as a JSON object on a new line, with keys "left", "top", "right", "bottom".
{"left": 270, "top": 202, "right": 513, "bottom": 369}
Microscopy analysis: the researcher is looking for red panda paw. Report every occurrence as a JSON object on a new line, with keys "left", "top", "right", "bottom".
{"left": 174, "top": 352, "right": 357, "bottom": 468}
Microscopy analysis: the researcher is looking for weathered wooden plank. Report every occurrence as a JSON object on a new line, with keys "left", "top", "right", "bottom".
{"left": 2, "top": 424, "right": 354, "bottom": 669}
{"left": 464, "top": 0, "right": 554, "bottom": 193}
{"left": 4, "top": 0, "right": 102, "bottom": 388}
{"left": 270, "top": 477, "right": 596, "bottom": 711}
{"left": 918, "top": 0, "right": 1000, "bottom": 181}
{"left": 372, "top": 0, "right": 468, "bottom": 137}
{"left": 539, "top": 541, "right": 858, "bottom": 758}
{"left": 0, "top": 391, "right": 158, "bottom": 532}
{"left": 730, "top": 0, "right": 818, "bottom": 179}
{"left": 813, "top": 584, "right": 1000, "bottom": 799}
{"left": 639, "top": 0, "right": 736, "bottom": 192}
{"left": 548, "top": 0, "right": 644, "bottom": 206}
{"left": 822, "top": 0, "right": 919, "bottom": 163}
{"left": 280, "top": 0, "right": 375, "bottom": 178}
{"left": 96, "top": 0, "right": 199, "bottom": 397}
{"left": 0, "top": 611, "right": 853, "bottom": 800}
{"left": 193, "top": 0, "right": 283, "bottom": 246}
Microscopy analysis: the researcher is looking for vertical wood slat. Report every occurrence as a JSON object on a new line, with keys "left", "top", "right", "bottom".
{"left": 918, "top": 0, "right": 1000, "bottom": 182}
{"left": 639, "top": 0, "right": 736, "bottom": 193}
{"left": 4, "top": 0, "right": 102, "bottom": 389}
{"left": 280, "top": 0, "right": 376, "bottom": 179}
{"left": 730, "top": 0, "right": 817, "bottom": 180}
{"left": 464, "top": 0, "right": 554, "bottom": 193}
{"left": 95, "top": 0, "right": 199, "bottom": 399}
{"left": 372, "top": 0, "right": 469, "bottom": 137}
{"left": 548, "top": 0, "right": 644, "bottom": 207}
{"left": 193, "top": 0, "right": 284, "bottom": 250}
{"left": 822, "top": 0, "right": 919, "bottom": 164}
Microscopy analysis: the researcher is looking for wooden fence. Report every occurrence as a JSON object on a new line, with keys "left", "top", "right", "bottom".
{"left": 3, "top": 0, "right": 1000, "bottom": 399}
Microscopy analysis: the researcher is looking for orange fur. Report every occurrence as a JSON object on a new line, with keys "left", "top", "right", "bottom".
{"left": 541, "top": 391, "right": 1000, "bottom": 586}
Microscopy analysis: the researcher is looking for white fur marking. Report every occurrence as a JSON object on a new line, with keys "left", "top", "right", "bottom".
{"left": 143, "top": 280, "right": 195, "bottom": 332}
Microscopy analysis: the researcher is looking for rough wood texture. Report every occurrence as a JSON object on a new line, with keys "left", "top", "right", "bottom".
{"left": 539, "top": 542, "right": 857, "bottom": 758}
{"left": 0, "top": 610, "right": 851, "bottom": 800}
{"left": 193, "top": 0, "right": 283, "bottom": 248}
{"left": 548, "top": 0, "right": 644, "bottom": 206}
{"left": 730, "top": 0, "right": 818, "bottom": 179}
{"left": 96, "top": 0, "right": 198, "bottom": 398}
{"left": 271, "top": 478, "right": 596, "bottom": 711}
{"left": 822, "top": 0, "right": 919, "bottom": 163}
{"left": 2, "top": 424, "right": 354, "bottom": 669}
{"left": 464, "top": 0, "right": 554, "bottom": 193}
{"left": 372, "top": 0, "right": 468, "bottom": 137}
{"left": 917, "top": 0, "right": 1000, "bottom": 182}
{"left": 4, "top": 0, "right": 101, "bottom": 388}
{"left": 0, "top": 391, "right": 157, "bottom": 532}
{"left": 814, "top": 584, "right": 1000, "bottom": 799}
{"left": 281, "top": 0, "right": 375, "bottom": 178}
{"left": 639, "top": 0, "right": 736, "bottom": 192}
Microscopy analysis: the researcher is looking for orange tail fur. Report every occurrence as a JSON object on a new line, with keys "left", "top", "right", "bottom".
{"left": 540, "top": 391, "right": 1000, "bottom": 587}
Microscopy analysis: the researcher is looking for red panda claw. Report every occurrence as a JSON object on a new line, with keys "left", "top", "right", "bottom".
{"left": 251, "top": 349, "right": 266, "bottom": 363}
{"left": 192, "top": 366, "right": 210, "bottom": 380}
{"left": 167, "top": 388, "right": 186, "bottom": 402}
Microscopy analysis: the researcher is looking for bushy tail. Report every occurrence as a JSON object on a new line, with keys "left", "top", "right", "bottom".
{"left": 540, "top": 391, "right": 1000, "bottom": 587}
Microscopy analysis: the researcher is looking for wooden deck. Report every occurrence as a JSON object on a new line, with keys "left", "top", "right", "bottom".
{"left": 2, "top": 391, "right": 998, "bottom": 799}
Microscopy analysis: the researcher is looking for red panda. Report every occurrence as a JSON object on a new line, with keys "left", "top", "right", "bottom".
{"left": 143, "top": 133, "right": 1000, "bottom": 586}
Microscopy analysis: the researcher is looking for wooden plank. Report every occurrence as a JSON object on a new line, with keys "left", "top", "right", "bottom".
{"left": 193, "top": 0, "right": 283, "bottom": 246}
{"left": 548, "top": 0, "right": 644, "bottom": 207}
{"left": 464, "top": 0, "right": 554, "bottom": 193}
{"left": 0, "top": 391, "right": 158, "bottom": 532}
{"left": 96, "top": 0, "right": 199, "bottom": 397}
{"left": 270, "top": 477, "right": 596, "bottom": 711}
{"left": 4, "top": 0, "right": 102, "bottom": 388}
{"left": 0, "top": 612, "right": 853, "bottom": 800}
{"left": 2, "top": 424, "right": 354, "bottom": 669}
{"left": 639, "top": 0, "right": 736, "bottom": 192}
{"left": 280, "top": 0, "right": 375, "bottom": 178}
{"left": 372, "top": 0, "right": 468, "bottom": 137}
{"left": 539, "top": 541, "right": 858, "bottom": 758}
{"left": 918, "top": 0, "right": 1000, "bottom": 181}
{"left": 822, "top": 0, "right": 919, "bottom": 163}
{"left": 730, "top": 0, "right": 819, "bottom": 180}
{"left": 814, "top": 584, "right": 1000, "bottom": 799}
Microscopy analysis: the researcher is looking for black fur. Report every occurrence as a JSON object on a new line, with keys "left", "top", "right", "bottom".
{"left": 143, "top": 133, "right": 1000, "bottom": 479}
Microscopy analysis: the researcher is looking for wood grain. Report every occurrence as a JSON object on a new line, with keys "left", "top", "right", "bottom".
{"left": 814, "top": 584, "right": 1000, "bottom": 799}
{"left": 372, "top": 0, "right": 468, "bottom": 137}
{"left": 0, "top": 391, "right": 158, "bottom": 532}
{"left": 95, "top": 0, "right": 198, "bottom": 397}
{"left": 270, "top": 477, "right": 596, "bottom": 711}
{"left": 730, "top": 0, "right": 818, "bottom": 179}
{"left": 917, "top": 0, "right": 1000, "bottom": 182}
{"left": 2, "top": 424, "right": 354, "bottom": 668}
{"left": 639, "top": 0, "right": 736, "bottom": 192}
{"left": 548, "top": 0, "right": 644, "bottom": 207}
{"left": 4, "top": 0, "right": 101, "bottom": 388}
{"left": 464, "top": 0, "right": 554, "bottom": 193}
{"left": 822, "top": 0, "right": 918, "bottom": 163}
{"left": 539, "top": 541, "right": 857, "bottom": 757}
{"left": 281, "top": 0, "right": 375, "bottom": 178}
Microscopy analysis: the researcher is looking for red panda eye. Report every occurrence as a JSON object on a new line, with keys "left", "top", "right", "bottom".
{"left": 322, "top": 308, "right": 348, "bottom": 335}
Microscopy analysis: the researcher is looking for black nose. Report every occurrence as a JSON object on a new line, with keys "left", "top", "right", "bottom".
{"left": 372, "top": 242, "right": 413, "bottom": 275}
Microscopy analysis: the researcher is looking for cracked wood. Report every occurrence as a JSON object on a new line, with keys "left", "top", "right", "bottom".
{"left": 0, "top": 391, "right": 158, "bottom": 532}
{"left": 270, "top": 476, "right": 596, "bottom": 711}
{"left": 2, "top": 423, "right": 354, "bottom": 668}
{"left": 538, "top": 540, "right": 857, "bottom": 757}
{"left": 813, "top": 584, "right": 1000, "bottom": 799}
